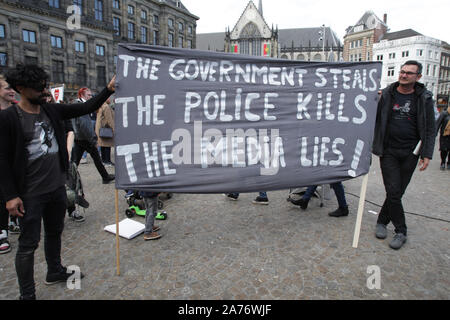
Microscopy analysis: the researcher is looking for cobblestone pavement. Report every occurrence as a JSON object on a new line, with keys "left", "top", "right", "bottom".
{"left": 0, "top": 146, "right": 448, "bottom": 300}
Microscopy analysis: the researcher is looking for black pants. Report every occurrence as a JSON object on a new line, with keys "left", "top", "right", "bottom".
{"left": 16, "top": 187, "right": 66, "bottom": 298}
{"left": 100, "top": 146, "right": 111, "bottom": 163}
{"left": 72, "top": 140, "right": 109, "bottom": 180}
{"left": 0, "top": 199, "right": 8, "bottom": 232}
{"left": 441, "top": 150, "right": 449, "bottom": 165}
{"left": 377, "top": 148, "right": 419, "bottom": 235}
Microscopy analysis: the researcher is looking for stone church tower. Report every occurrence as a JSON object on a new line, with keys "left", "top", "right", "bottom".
{"left": 224, "top": 0, "right": 278, "bottom": 57}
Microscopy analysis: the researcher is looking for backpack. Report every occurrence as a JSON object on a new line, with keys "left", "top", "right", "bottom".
{"left": 66, "top": 161, "right": 85, "bottom": 208}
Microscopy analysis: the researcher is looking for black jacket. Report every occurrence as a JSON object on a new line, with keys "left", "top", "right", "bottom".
{"left": 372, "top": 81, "right": 436, "bottom": 159}
{"left": 0, "top": 87, "right": 113, "bottom": 202}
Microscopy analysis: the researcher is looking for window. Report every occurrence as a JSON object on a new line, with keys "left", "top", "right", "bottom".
{"left": 367, "top": 51, "right": 371, "bottom": 61}
{"left": 95, "top": 45, "right": 105, "bottom": 56}
{"left": 387, "top": 67, "right": 395, "bottom": 77}
{"left": 75, "top": 40, "right": 85, "bottom": 53}
{"left": 168, "top": 18, "right": 174, "bottom": 28}
{"left": 402, "top": 51, "right": 409, "bottom": 58}
{"left": 389, "top": 52, "right": 395, "bottom": 59}
{"left": 140, "top": 26, "right": 147, "bottom": 43}
{"left": 94, "top": 0, "right": 103, "bottom": 21}
{"left": 22, "top": 29, "right": 36, "bottom": 43}
{"left": 188, "top": 25, "right": 193, "bottom": 34}
{"left": 114, "top": 55, "right": 118, "bottom": 65}
{"left": 178, "top": 22, "right": 184, "bottom": 32}
{"left": 73, "top": 0, "right": 82, "bottom": 14}
{"left": 178, "top": 36, "right": 183, "bottom": 48}
{"left": 51, "top": 35, "right": 63, "bottom": 48}
{"left": 426, "top": 64, "right": 430, "bottom": 75}
{"left": 0, "top": 24, "right": 5, "bottom": 38}
{"left": 113, "top": 17, "right": 121, "bottom": 36}
{"left": 24, "top": 56, "right": 38, "bottom": 65}
{"left": 141, "top": 9, "right": 147, "bottom": 20}
{"left": 153, "top": 30, "right": 159, "bottom": 45}
{"left": 376, "top": 55, "right": 383, "bottom": 61}
{"left": 97, "top": 66, "right": 106, "bottom": 87}
{"left": 113, "top": 0, "right": 120, "bottom": 9}
{"left": 76, "top": 63, "right": 86, "bottom": 85}
{"left": 49, "top": 0, "right": 60, "bottom": 8}
{"left": 433, "top": 65, "right": 436, "bottom": 77}
{"left": 168, "top": 33, "right": 174, "bottom": 47}
{"left": 187, "top": 39, "right": 192, "bottom": 49}
{"left": 358, "top": 53, "right": 362, "bottom": 61}
{"left": 416, "top": 49, "right": 423, "bottom": 56}
{"left": 52, "top": 60, "right": 64, "bottom": 83}
{"left": 128, "top": 5, "right": 134, "bottom": 15}
{"left": 0, "top": 53, "right": 7, "bottom": 66}
{"left": 128, "top": 22, "right": 135, "bottom": 40}
{"left": 153, "top": 15, "right": 159, "bottom": 25}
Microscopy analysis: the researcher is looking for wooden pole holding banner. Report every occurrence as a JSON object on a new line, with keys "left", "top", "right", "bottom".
{"left": 352, "top": 174, "right": 369, "bottom": 248}
{"left": 114, "top": 189, "right": 120, "bottom": 275}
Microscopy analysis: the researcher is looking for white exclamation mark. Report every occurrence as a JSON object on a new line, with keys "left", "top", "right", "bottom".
{"left": 348, "top": 140, "right": 364, "bottom": 177}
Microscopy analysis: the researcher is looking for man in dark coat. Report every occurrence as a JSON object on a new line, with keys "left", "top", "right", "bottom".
{"left": 372, "top": 60, "right": 435, "bottom": 250}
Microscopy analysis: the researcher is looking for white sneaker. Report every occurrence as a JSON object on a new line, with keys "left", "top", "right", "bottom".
{"left": 69, "top": 210, "right": 85, "bottom": 222}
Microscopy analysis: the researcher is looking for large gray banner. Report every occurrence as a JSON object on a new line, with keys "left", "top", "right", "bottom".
{"left": 114, "top": 44, "right": 381, "bottom": 193}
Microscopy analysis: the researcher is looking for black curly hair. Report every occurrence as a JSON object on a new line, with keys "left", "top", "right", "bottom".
{"left": 6, "top": 64, "right": 49, "bottom": 92}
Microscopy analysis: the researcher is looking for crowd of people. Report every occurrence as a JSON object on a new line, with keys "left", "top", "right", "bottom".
{"left": 0, "top": 60, "right": 446, "bottom": 299}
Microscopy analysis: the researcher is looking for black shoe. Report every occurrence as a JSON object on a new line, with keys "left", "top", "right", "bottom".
{"left": 76, "top": 195, "right": 90, "bottom": 209}
{"left": 289, "top": 197, "right": 309, "bottom": 210}
{"left": 252, "top": 196, "right": 269, "bottom": 205}
{"left": 19, "top": 294, "right": 36, "bottom": 300}
{"left": 224, "top": 193, "right": 239, "bottom": 201}
{"left": 45, "top": 267, "right": 85, "bottom": 285}
{"left": 328, "top": 206, "right": 349, "bottom": 217}
{"left": 440, "top": 163, "right": 445, "bottom": 170}
{"left": 102, "top": 174, "right": 115, "bottom": 184}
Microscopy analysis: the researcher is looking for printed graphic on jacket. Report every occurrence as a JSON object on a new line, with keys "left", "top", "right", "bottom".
{"left": 27, "top": 119, "right": 59, "bottom": 162}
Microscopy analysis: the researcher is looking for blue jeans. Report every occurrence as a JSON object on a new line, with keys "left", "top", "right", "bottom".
{"left": 228, "top": 192, "right": 268, "bottom": 199}
{"left": 16, "top": 186, "right": 66, "bottom": 298}
{"left": 303, "top": 182, "right": 347, "bottom": 208}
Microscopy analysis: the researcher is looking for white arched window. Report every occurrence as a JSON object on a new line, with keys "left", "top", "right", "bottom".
{"left": 239, "top": 22, "right": 262, "bottom": 56}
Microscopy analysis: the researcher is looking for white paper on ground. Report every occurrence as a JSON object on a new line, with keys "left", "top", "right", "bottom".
{"left": 104, "top": 218, "right": 145, "bottom": 239}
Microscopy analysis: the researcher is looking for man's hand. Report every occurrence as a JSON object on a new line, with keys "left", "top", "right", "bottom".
{"left": 6, "top": 197, "right": 25, "bottom": 218}
{"left": 107, "top": 75, "right": 116, "bottom": 92}
{"left": 418, "top": 157, "right": 430, "bottom": 171}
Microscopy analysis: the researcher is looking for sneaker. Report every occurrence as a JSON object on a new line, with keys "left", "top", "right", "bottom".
{"left": 289, "top": 197, "right": 309, "bottom": 210}
{"left": 389, "top": 233, "right": 407, "bottom": 250}
{"left": 0, "top": 238, "right": 11, "bottom": 254}
{"left": 328, "top": 206, "right": 349, "bottom": 217}
{"left": 8, "top": 222, "right": 20, "bottom": 234}
{"left": 69, "top": 210, "right": 85, "bottom": 222}
{"left": 102, "top": 174, "right": 115, "bottom": 184}
{"left": 80, "top": 158, "right": 87, "bottom": 164}
{"left": 224, "top": 193, "right": 239, "bottom": 201}
{"left": 76, "top": 195, "right": 90, "bottom": 209}
{"left": 440, "top": 163, "right": 445, "bottom": 170}
{"left": 252, "top": 196, "right": 269, "bottom": 205}
{"left": 375, "top": 223, "right": 387, "bottom": 239}
{"left": 143, "top": 231, "right": 161, "bottom": 241}
{"left": 45, "top": 266, "right": 85, "bottom": 285}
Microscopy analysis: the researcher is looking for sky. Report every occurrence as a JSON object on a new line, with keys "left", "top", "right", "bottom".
{"left": 185, "top": 0, "right": 450, "bottom": 43}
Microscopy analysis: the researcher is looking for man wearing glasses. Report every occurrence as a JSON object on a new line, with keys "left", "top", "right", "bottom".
{"left": 0, "top": 64, "right": 115, "bottom": 299}
{"left": 372, "top": 60, "right": 435, "bottom": 250}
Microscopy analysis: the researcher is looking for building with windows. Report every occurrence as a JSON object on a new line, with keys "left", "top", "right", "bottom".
{"left": 197, "top": 0, "right": 343, "bottom": 61}
{"left": 343, "top": 11, "right": 388, "bottom": 62}
{"left": 0, "top": 0, "right": 198, "bottom": 98}
{"left": 372, "top": 29, "right": 444, "bottom": 98}
{"left": 437, "top": 43, "right": 450, "bottom": 111}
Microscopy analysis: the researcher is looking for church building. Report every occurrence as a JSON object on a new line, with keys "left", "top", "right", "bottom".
{"left": 197, "top": 0, "right": 343, "bottom": 61}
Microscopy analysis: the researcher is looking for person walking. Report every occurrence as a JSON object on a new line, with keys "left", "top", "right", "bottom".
{"left": 289, "top": 182, "right": 349, "bottom": 217}
{"left": 435, "top": 107, "right": 450, "bottom": 170}
{"left": 95, "top": 98, "right": 115, "bottom": 166}
{"left": 225, "top": 192, "right": 269, "bottom": 205}
{"left": 0, "top": 75, "right": 19, "bottom": 255}
{"left": 71, "top": 87, "right": 114, "bottom": 184}
{"left": 0, "top": 64, "right": 115, "bottom": 299}
{"left": 372, "top": 60, "right": 435, "bottom": 250}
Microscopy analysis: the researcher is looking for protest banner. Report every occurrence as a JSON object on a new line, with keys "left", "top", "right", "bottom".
{"left": 114, "top": 44, "right": 382, "bottom": 193}
{"left": 50, "top": 85, "right": 64, "bottom": 103}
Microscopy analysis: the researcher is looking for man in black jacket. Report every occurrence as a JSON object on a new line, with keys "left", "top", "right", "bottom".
{"left": 372, "top": 60, "right": 435, "bottom": 250}
{"left": 0, "top": 64, "right": 115, "bottom": 299}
